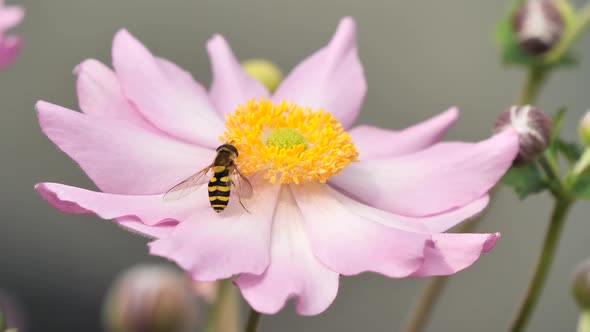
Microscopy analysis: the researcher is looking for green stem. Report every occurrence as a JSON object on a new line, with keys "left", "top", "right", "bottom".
{"left": 538, "top": 153, "right": 569, "bottom": 199}
{"left": 538, "top": 154, "right": 560, "bottom": 183}
{"left": 0, "top": 304, "right": 5, "bottom": 331}
{"left": 204, "top": 279, "right": 239, "bottom": 332}
{"left": 517, "top": 66, "right": 547, "bottom": 106}
{"left": 401, "top": 273, "right": 449, "bottom": 332}
{"left": 400, "top": 3, "right": 590, "bottom": 328}
{"left": 578, "top": 310, "right": 590, "bottom": 332}
{"left": 400, "top": 193, "right": 494, "bottom": 332}
{"left": 245, "top": 308, "right": 262, "bottom": 332}
{"left": 508, "top": 198, "right": 573, "bottom": 332}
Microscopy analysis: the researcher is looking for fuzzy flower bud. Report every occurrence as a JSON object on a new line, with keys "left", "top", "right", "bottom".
{"left": 494, "top": 105, "right": 552, "bottom": 165}
{"left": 573, "top": 259, "right": 590, "bottom": 310}
{"left": 192, "top": 280, "right": 218, "bottom": 304}
{"left": 512, "top": 0, "right": 564, "bottom": 55}
{"left": 579, "top": 111, "right": 590, "bottom": 146}
{"left": 103, "top": 264, "right": 198, "bottom": 332}
{"left": 241, "top": 59, "right": 283, "bottom": 93}
{"left": 0, "top": 292, "right": 26, "bottom": 332}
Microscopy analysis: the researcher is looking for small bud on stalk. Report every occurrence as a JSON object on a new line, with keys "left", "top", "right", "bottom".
{"left": 494, "top": 105, "right": 552, "bottom": 165}
{"left": 103, "top": 264, "right": 198, "bottom": 332}
{"left": 573, "top": 259, "right": 590, "bottom": 310}
{"left": 241, "top": 59, "right": 283, "bottom": 93}
{"left": 579, "top": 111, "right": 590, "bottom": 146}
{"left": 512, "top": 0, "right": 564, "bottom": 55}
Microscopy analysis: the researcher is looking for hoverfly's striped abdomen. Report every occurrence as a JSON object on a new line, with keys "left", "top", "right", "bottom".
{"left": 208, "top": 165, "right": 231, "bottom": 212}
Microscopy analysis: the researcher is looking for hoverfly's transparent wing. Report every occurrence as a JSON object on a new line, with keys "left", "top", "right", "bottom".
{"left": 163, "top": 166, "right": 211, "bottom": 201}
{"left": 231, "top": 166, "right": 253, "bottom": 199}
{"left": 229, "top": 166, "right": 254, "bottom": 213}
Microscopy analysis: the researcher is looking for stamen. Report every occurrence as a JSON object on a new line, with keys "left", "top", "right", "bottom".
{"left": 266, "top": 128, "right": 308, "bottom": 150}
{"left": 223, "top": 98, "right": 358, "bottom": 184}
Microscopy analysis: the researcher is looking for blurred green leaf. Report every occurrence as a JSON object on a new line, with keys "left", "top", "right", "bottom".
{"left": 573, "top": 173, "right": 590, "bottom": 199}
{"left": 500, "top": 164, "right": 548, "bottom": 199}
{"left": 555, "top": 138, "right": 583, "bottom": 162}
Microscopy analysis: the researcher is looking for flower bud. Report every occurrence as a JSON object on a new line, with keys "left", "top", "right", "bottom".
{"left": 573, "top": 259, "right": 590, "bottom": 310}
{"left": 494, "top": 105, "right": 552, "bottom": 165}
{"left": 512, "top": 0, "right": 564, "bottom": 55}
{"left": 579, "top": 111, "right": 590, "bottom": 146}
{"left": 241, "top": 59, "right": 283, "bottom": 93}
{"left": 0, "top": 292, "right": 26, "bottom": 332}
{"left": 103, "top": 264, "right": 198, "bottom": 332}
{"left": 192, "top": 280, "right": 218, "bottom": 304}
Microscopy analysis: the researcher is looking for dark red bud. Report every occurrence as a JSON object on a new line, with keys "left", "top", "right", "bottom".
{"left": 512, "top": 0, "right": 564, "bottom": 55}
{"left": 494, "top": 105, "right": 552, "bottom": 165}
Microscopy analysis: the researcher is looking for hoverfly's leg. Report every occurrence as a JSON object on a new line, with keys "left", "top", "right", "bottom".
{"left": 233, "top": 179, "right": 251, "bottom": 214}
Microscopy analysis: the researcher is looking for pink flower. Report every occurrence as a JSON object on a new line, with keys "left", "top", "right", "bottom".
{"left": 0, "top": 0, "right": 23, "bottom": 69}
{"left": 35, "top": 17, "right": 519, "bottom": 315}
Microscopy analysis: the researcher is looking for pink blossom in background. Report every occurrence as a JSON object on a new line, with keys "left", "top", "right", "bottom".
{"left": 35, "top": 17, "right": 519, "bottom": 315}
{"left": 0, "top": 0, "right": 23, "bottom": 69}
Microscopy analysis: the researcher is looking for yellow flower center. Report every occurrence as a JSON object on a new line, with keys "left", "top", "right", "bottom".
{"left": 222, "top": 98, "right": 358, "bottom": 184}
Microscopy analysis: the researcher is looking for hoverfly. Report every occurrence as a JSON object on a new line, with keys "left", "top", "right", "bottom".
{"left": 164, "top": 143, "right": 252, "bottom": 213}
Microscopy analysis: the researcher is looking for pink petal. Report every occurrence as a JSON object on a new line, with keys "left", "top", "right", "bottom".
{"left": 418, "top": 195, "right": 489, "bottom": 232}
{"left": 331, "top": 186, "right": 490, "bottom": 233}
{"left": 207, "top": 35, "right": 269, "bottom": 116}
{"left": 112, "top": 29, "right": 224, "bottom": 148}
{"left": 330, "top": 129, "right": 519, "bottom": 217}
{"left": 292, "top": 184, "right": 430, "bottom": 278}
{"left": 272, "top": 17, "right": 365, "bottom": 129}
{"left": 411, "top": 233, "right": 500, "bottom": 277}
{"left": 38, "top": 181, "right": 180, "bottom": 239}
{"left": 118, "top": 217, "right": 178, "bottom": 239}
{"left": 35, "top": 182, "right": 206, "bottom": 226}
{"left": 75, "top": 59, "right": 154, "bottom": 130}
{"left": 235, "top": 186, "right": 339, "bottom": 316}
{"left": 0, "top": 5, "right": 24, "bottom": 32}
{"left": 0, "top": 35, "right": 22, "bottom": 69}
{"left": 36, "top": 101, "right": 216, "bottom": 195}
{"left": 156, "top": 57, "right": 212, "bottom": 106}
{"left": 149, "top": 182, "right": 281, "bottom": 281}
{"left": 350, "top": 107, "right": 459, "bottom": 160}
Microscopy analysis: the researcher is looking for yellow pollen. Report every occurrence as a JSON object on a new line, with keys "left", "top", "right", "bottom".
{"left": 222, "top": 98, "right": 358, "bottom": 184}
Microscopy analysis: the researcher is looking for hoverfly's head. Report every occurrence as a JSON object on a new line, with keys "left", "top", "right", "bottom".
{"left": 217, "top": 143, "right": 239, "bottom": 157}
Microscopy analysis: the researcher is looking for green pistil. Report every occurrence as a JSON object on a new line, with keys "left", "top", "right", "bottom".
{"left": 265, "top": 128, "right": 308, "bottom": 150}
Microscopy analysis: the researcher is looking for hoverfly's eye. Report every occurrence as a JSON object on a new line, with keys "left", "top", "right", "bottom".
{"left": 222, "top": 98, "right": 358, "bottom": 184}
{"left": 228, "top": 144, "right": 238, "bottom": 157}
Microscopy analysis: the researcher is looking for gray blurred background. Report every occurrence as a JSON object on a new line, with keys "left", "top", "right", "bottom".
{"left": 1, "top": 0, "right": 590, "bottom": 331}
